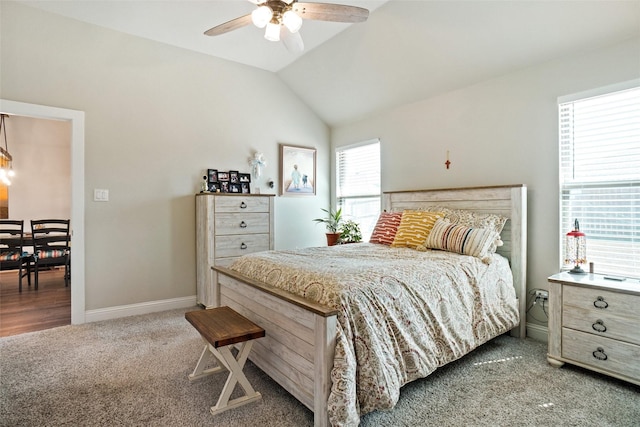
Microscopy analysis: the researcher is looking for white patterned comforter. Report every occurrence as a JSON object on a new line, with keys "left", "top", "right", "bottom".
{"left": 229, "top": 243, "right": 519, "bottom": 426}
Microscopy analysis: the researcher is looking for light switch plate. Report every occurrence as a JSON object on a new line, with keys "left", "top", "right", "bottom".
{"left": 94, "top": 189, "right": 109, "bottom": 202}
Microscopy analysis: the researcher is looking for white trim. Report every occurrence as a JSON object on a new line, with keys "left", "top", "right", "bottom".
{"left": 526, "top": 322, "right": 548, "bottom": 343}
{"left": 0, "top": 99, "right": 85, "bottom": 325}
{"left": 334, "top": 137, "right": 380, "bottom": 152}
{"left": 85, "top": 295, "right": 197, "bottom": 323}
{"left": 558, "top": 78, "right": 640, "bottom": 104}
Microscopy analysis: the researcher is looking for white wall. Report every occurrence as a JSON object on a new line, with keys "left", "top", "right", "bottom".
{"left": 6, "top": 116, "right": 71, "bottom": 221}
{"left": 331, "top": 37, "right": 640, "bottom": 328}
{"left": 0, "top": 2, "right": 330, "bottom": 311}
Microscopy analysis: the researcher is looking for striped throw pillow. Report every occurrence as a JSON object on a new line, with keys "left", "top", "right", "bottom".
{"left": 37, "top": 249, "right": 68, "bottom": 259}
{"left": 0, "top": 252, "right": 21, "bottom": 261}
{"left": 369, "top": 212, "right": 403, "bottom": 245}
{"left": 424, "top": 218, "right": 499, "bottom": 263}
{"left": 391, "top": 210, "right": 443, "bottom": 249}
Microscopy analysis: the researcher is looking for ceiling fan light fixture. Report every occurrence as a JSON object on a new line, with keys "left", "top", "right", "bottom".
{"left": 251, "top": 5, "right": 273, "bottom": 28}
{"left": 204, "top": 1, "right": 370, "bottom": 53}
{"left": 264, "top": 19, "right": 281, "bottom": 41}
{"left": 282, "top": 10, "right": 302, "bottom": 33}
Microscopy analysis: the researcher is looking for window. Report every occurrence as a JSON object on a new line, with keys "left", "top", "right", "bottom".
{"left": 559, "top": 82, "right": 640, "bottom": 278}
{"left": 336, "top": 140, "right": 381, "bottom": 240}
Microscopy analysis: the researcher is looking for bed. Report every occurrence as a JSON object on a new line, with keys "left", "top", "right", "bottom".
{"left": 213, "top": 185, "right": 527, "bottom": 426}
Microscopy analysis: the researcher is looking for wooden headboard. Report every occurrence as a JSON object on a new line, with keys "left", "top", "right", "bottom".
{"left": 382, "top": 184, "right": 528, "bottom": 338}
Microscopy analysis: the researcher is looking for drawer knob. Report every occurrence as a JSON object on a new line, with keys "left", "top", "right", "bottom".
{"left": 591, "top": 319, "right": 607, "bottom": 333}
{"left": 240, "top": 201, "right": 247, "bottom": 209}
{"left": 240, "top": 221, "right": 247, "bottom": 228}
{"left": 593, "top": 296, "right": 609, "bottom": 309}
{"left": 592, "top": 347, "right": 608, "bottom": 361}
{"left": 240, "top": 242, "right": 247, "bottom": 250}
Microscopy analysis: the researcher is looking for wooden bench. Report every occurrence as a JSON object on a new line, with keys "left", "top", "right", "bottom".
{"left": 185, "top": 306, "right": 265, "bottom": 415}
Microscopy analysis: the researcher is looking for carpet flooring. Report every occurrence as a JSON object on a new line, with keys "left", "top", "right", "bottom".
{"left": 1, "top": 307, "right": 638, "bottom": 426}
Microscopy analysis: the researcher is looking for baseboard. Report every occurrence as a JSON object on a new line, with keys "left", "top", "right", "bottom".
{"left": 84, "top": 295, "right": 198, "bottom": 323}
{"left": 526, "top": 322, "right": 548, "bottom": 343}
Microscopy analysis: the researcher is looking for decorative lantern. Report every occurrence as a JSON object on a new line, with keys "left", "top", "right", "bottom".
{"left": 565, "top": 219, "right": 587, "bottom": 274}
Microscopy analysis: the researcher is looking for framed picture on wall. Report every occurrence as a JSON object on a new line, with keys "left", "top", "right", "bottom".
{"left": 229, "top": 170, "right": 239, "bottom": 184}
{"left": 279, "top": 144, "right": 316, "bottom": 196}
{"left": 239, "top": 173, "right": 251, "bottom": 183}
{"left": 218, "top": 171, "right": 229, "bottom": 182}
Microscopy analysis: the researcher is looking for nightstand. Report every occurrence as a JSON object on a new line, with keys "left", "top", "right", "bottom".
{"left": 547, "top": 272, "right": 640, "bottom": 386}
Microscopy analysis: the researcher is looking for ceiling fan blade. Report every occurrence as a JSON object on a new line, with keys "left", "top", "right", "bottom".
{"left": 204, "top": 14, "right": 253, "bottom": 36}
{"left": 293, "top": 2, "right": 369, "bottom": 23}
{"left": 281, "top": 27, "right": 304, "bottom": 53}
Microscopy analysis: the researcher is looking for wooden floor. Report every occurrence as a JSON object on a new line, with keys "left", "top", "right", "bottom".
{"left": 0, "top": 268, "right": 71, "bottom": 337}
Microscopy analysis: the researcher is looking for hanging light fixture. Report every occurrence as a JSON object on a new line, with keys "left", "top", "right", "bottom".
{"left": 0, "top": 114, "right": 15, "bottom": 186}
{"left": 564, "top": 219, "right": 587, "bottom": 274}
{"left": 251, "top": 5, "right": 273, "bottom": 28}
{"left": 282, "top": 9, "right": 302, "bottom": 33}
{"left": 251, "top": 0, "right": 300, "bottom": 42}
{"left": 264, "top": 18, "right": 281, "bottom": 41}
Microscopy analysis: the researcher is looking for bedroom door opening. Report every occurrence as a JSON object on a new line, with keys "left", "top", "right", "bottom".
{"left": 0, "top": 99, "right": 85, "bottom": 327}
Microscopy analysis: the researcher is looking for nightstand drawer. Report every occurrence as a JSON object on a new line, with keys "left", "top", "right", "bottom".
{"left": 214, "top": 196, "right": 270, "bottom": 213}
{"left": 563, "top": 304, "right": 640, "bottom": 345}
{"left": 215, "top": 213, "right": 270, "bottom": 235}
{"left": 562, "top": 328, "right": 640, "bottom": 381}
{"left": 563, "top": 285, "right": 639, "bottom": 320}
{"left": 215, "top": 234, "right": 270, "bottom": 258}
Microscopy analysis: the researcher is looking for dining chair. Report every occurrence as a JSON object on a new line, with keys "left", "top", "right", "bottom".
{"left": 0, "top": 219, "right": 33, "bottom": 292}
{"left": 30, "top": 219, "right": 71, "bottom": 290}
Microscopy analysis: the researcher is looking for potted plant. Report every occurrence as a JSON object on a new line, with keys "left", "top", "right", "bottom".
{"left": 338, "top": 219, "right": 362, "bottom": 244}
{"left": 313, "top": 207, "right": 343, "bottom": 246}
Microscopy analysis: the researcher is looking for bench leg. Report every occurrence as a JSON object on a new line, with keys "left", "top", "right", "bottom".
{"left": 209, "top": 342, "right": 261, "bottom": 415}
{"left": 189, "top": 340, "right": 262, "bottom": 415}
{"left": 188, "top": 343, "right": 225, "bottom": 381}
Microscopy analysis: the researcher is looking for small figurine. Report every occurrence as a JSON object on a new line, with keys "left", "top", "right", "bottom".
{"left": 249, "top": 152, "right": 267, "bottom": 178}
{"left": 201, "top": 175, "right": 208, "bottom": 193}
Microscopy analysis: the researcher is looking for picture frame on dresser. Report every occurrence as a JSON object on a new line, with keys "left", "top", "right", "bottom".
{"left": 229, "top": 183, "right": 241, "bottom": 193}
{"left": 207, "top": 169, "right": 218, "bottom": 183}
{"left": 279, "top": 143, "right": 316, "bottom": 196}
{"left": 208, "top": 182, "right": 220, "bottom": 193}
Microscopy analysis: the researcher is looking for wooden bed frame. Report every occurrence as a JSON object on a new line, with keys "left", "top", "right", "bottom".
{"left": 213, "top": 185, "right": 527, "bottom": 427}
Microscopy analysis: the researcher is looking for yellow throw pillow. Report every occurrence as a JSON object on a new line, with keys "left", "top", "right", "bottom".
{"left": 391, "top": 210, "right": 444, "bottom": 249}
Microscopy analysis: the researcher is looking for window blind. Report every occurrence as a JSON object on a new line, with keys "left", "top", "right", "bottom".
{"left": 559, "top": 85, "right": 640, "bottom": 278}
{"left": 336, "top": 140, "right": 381, "bottom": 240}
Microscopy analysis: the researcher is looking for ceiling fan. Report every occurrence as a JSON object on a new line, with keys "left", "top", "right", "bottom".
{"left": 204, "top": 0, "right": 369, "bottom": 53}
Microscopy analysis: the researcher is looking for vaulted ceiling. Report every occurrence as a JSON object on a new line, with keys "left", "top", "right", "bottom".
{"left": 18, "top": 0, "right": 640, "bottom": 126}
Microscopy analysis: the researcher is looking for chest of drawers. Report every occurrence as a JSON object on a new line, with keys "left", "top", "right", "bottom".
{"left": 196, "top": 193, "right": 274, "bottom": 308}
{"left": 547, "top": 272, "right": 640, "bottom": 386}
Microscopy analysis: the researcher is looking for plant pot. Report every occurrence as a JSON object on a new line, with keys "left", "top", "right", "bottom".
{"left": 325, "top": 233, "right": 341, "bottom": 246}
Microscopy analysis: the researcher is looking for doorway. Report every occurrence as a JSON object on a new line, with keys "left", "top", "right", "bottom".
{"left": 0, "top": 99, "right": 85, "bottom": 326}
